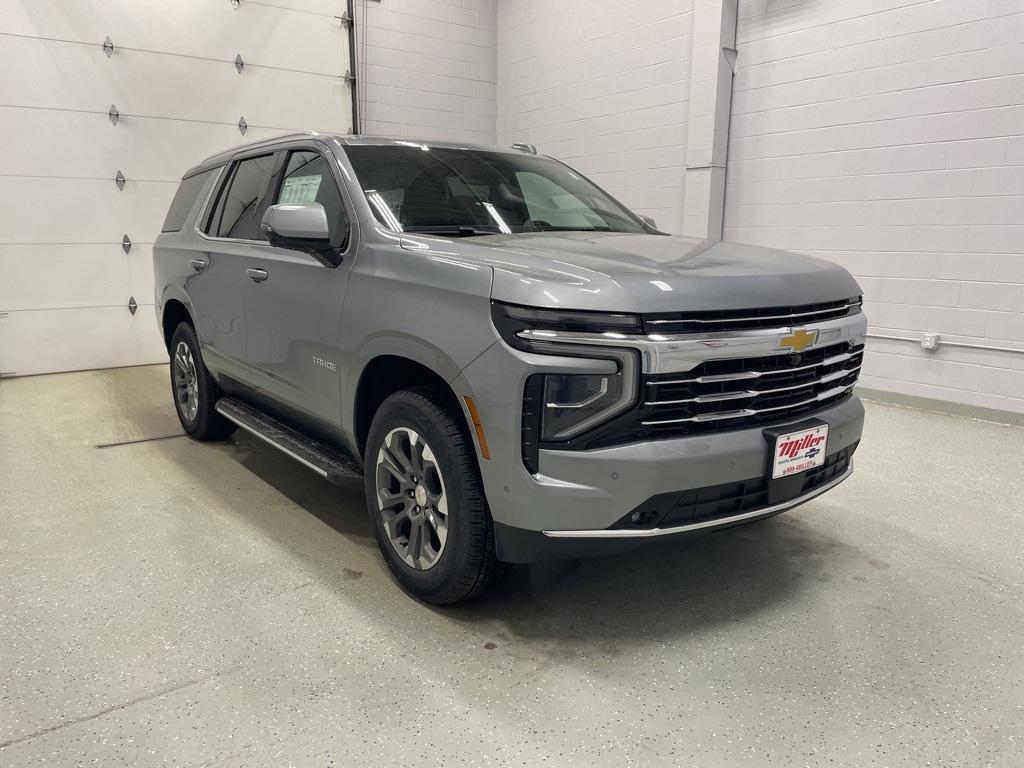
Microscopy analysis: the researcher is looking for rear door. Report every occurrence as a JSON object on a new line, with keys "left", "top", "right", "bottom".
{"left": 242, "top": 145, "right": 355, "bottom": 431}
{"left": 189, "top": 152, "right": 277, "bottom": 387}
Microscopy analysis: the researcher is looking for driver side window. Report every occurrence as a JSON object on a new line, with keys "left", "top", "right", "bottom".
{"left": 274, "top": 150, "right": 349, "bottom": 247}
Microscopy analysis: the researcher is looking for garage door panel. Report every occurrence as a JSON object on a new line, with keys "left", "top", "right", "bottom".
{"left": 0, "top": 306, "right": 166, "bottom": 377}
{"left": 0, "top": 179, "right": 176, "bottom": 245}
{"left": 0, "top": 1, "right": 352, "bottom": 377}
{"left": 0, "top": 244, "right": 148, "bottom": 312}
{"left": 1, "top": 107, "right": 291, "bottom": 181}
{"left": 249, "top": 0, "right": 346, "bottom": 15}
{"left": 4, "top": 0, "right": 349, "bottom": 75}
{"left": 128, "top": 250, "right": 157, "bottom": 310}
{"left": 0, "top": 38, "right": 352, "bottom": 131}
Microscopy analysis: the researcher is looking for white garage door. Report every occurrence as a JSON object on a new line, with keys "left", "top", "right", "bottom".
{"left": 0, "top": 0, "right": 353, "bottom": 377}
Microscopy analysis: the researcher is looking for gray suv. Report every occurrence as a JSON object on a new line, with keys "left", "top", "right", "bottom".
{"left": 154, "top": 133, "right": 866, "bottom": 603}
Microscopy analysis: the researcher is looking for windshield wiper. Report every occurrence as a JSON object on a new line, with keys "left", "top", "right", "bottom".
{"left": 404, "top": 226, "right": 499, "bottom": 237}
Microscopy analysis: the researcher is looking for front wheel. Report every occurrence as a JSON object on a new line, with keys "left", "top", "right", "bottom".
{"left": 364, "top": 388, "right": 505, "bottom": 604}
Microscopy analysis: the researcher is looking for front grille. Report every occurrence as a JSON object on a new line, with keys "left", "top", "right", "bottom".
{"left": 613, "top": 441, "right": 858, "bottom": 530}
{"left": 560, "top": 339, "right": 864, "bottom": 449}
{"left": 643, "top": 297, "right": 860, "bottom": 334}
{"left": 639, "top": 340, "right": 863, "bottom": 440}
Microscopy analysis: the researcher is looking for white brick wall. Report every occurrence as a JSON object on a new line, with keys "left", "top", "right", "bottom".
{"left": 724, "top": 0, "right": 1024, "bottom": 414}
{"left": 357, "top": 0, "right": 497, "bottom": 143}
{"left": 495, "top": 0, "right": 695, "bottom": 234}
{"left": 359, "top": 0, "right": 1023, "bottom": 413}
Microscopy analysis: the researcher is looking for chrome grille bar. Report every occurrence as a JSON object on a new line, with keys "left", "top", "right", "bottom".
{"left": 641, "top": 383, "right": 856, "bottom": 426}
{"left": 646, "top": 301, "right": 859, "bottom": 326}
{"left": 649, "top": 349, "right": 861, "bottom": 386}
{"left": 644, "top": 363, "right": 861, "bottom": 406}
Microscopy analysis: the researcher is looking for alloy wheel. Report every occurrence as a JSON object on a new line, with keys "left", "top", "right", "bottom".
{"left": 375, "top": 426, "right": 449, "bottom": 570}
{"left": 173, "top": 340, "right": 199, "bottom": 422}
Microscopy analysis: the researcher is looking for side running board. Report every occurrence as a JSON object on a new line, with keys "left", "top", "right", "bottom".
{"left": 215, "top": 397, "right": 363, "bottom": 485}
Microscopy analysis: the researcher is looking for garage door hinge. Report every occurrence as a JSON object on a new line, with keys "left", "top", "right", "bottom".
{"left": 128, "top": 297, "right": 138, "bottom": 316}
{"left": 343, "top": 70, "right": 356, "bottom": 83}
{"left": 235, "top": 54, "right": 245, "bottom": 73}
{"left": 109, "top": 104, "right": 119, "bottom": 125}
{"left": 122, "top": 234, "right": 132, "bottom": 254}
{"left": 115, "top": 170, "right": 126, "bottom": 190}
{"left": 103, "top": 36, "right": 115, "bottom": 58}
{"left": 338, "top": 11, "right": 352, "bottom": 27}
{"left": 238, "top": 116, "right": 248, "bottom": 134}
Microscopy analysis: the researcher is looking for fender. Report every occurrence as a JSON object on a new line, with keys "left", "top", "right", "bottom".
{"left": 158, "top": 285, "right": 199, "bottom": 346}
{"left": 342, "top": 331, "right": 498, "bottom": 445}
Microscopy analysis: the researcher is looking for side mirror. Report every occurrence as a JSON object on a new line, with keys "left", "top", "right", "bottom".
{"left": 640, "top": 214, "right": 658, "bottom": 230}
{"left": 261, "top": 203, "right": 340, "bottom": 265}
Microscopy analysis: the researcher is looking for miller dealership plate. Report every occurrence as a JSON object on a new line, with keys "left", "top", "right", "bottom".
{"left": 771, "top": 424, "right": 829, "bottom": 479}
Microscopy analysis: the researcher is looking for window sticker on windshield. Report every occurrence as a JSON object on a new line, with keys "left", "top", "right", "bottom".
{"left": 280, "top": 174, "right": 322, "bottom": 203}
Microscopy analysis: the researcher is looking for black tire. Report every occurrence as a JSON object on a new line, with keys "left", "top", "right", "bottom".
{"left": 364, "top": 388, "right": 506, "bottom": 604}
{"left": 169, "top": 322, "right": 236, "bottom": 441}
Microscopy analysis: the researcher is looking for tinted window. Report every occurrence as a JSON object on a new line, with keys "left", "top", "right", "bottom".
{"left": 210, "top": 154, "right": 276, "bottom": 240}
{"left": 161, "top": 171, "right": 211, "bottom": 232}
{"left": 274, "top": 150, "right": 349, "bottom": 245}
{"left": 343, "top": 145, "right": 645, "bottom": 235}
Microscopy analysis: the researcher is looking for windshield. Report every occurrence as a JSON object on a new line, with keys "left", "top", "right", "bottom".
{"left": 343, "top": 144, "right": 647, "bottom": 235}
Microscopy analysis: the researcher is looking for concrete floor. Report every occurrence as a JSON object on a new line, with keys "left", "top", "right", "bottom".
{"left": 1, "top": 365, "right": 1022, "bottom": 767}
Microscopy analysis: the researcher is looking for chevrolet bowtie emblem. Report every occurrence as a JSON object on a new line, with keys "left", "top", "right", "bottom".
{"left": 779, "top": 328, "right": 819, "bottom": 353}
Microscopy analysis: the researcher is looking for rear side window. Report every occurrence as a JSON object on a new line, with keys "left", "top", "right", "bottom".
{"left": 206, "top": 154, "right": 276, "bottom": 240}
{"left": 273, "top": 150, "right": 349, "bottom": 245}
{"left": 161, "top": 171, "right": 211, "bottom": 232}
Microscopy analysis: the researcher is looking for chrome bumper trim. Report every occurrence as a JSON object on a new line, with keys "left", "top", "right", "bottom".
{"left": 542, "top": 460, "right": 854, "bottom": 539}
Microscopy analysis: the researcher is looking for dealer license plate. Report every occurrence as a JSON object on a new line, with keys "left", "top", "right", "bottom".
{"left": 771, "top": 424, "right": 829, "bottom": 479}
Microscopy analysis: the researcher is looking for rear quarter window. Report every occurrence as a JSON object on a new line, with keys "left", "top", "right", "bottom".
{"left": 161, "top": 171, "right": 213, "bottom": 233}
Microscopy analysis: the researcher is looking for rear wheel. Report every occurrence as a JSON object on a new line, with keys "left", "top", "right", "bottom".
{"left": 364, "top": 388, "right": 505, "bottom": 604}
{"left": 169, "top": 322, "right": 235, "bottom": 441}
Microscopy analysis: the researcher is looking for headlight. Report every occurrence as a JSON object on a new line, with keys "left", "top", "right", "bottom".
{"left": 491, "top": 302, "right": 642, "bottom": 472}
{"left": 538, "top": 344, "right": 637, "bottom": 439}
{"left": 520, "top": 346, "right": 638, "bottom": 472}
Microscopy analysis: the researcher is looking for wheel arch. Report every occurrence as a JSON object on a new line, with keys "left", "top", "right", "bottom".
{"left": 161, "top": 298, "right": 195, "bottom": 352}
{"left": 353, "top": 354, "right": 474, "bottom": 461}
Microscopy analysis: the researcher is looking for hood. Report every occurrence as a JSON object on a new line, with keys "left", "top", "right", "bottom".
{"left": 400, "top": 231, "right": 861, "bottom": 313}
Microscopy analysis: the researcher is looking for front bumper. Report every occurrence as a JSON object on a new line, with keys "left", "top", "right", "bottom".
{"left": 493, "top": 449, "right": 855, "bottom": 562}
{"left": 455, "top": 335, "right": 864, "bottom": 561}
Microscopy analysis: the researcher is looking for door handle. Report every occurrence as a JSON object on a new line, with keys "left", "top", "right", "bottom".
{"left": 246, "top": 268, "right": 269, "bottom": 283}
{"left": 190, "top": 259, "right": 207, "bottom": 272}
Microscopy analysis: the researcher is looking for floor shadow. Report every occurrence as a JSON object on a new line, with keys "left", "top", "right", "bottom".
{"left": 228, "top": 430, "right": 374, "bottom": 542}
{"left": 456, "top": 516, "right": 847, "bottom": 646}
{"left": 147, "top": 425, "right": 858, "bottom": 648}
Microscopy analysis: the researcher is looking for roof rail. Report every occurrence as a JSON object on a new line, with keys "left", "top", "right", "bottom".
{"left": 510, "top": 142, "right": 538, "bottom": 154}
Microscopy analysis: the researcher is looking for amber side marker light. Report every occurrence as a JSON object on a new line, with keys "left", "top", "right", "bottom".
{"left": 463, "top": 396, "right": 491, "bottom": 460}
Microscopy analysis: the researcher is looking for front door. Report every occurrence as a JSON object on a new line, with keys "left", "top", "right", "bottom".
{"left": 189, "top": 153, "right": 277, "bottom": 386}
{"left": 243, "top": 147, "right": 354, "bottom": 431}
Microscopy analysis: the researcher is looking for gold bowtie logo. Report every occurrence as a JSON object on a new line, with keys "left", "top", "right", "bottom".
{"left": 779, "top": 328, "right": 819, "bottom": 353}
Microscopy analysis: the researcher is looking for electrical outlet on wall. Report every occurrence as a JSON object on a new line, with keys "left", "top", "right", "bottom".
{"left": 921, "top": 333, "right": 940, "bottom": 350}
